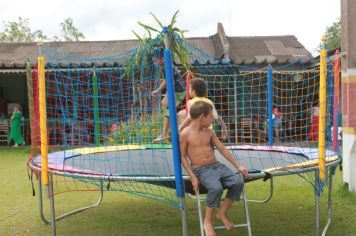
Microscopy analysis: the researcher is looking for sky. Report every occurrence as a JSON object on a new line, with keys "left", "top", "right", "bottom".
{"left": 1, "top": 0, "right": 340, "bottom": 54}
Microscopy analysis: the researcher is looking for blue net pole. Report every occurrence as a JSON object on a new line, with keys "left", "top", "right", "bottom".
{"left": 163, "top": 27, "right": 184, "bottom": 199}
{"left": 267, "top": 64, "right": 273, "bottom": 146}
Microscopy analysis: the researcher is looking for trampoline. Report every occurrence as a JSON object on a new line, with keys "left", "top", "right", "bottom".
{"left": 27, "top": 32, "right": 342, "bottom": 236}
{"left": 28, "top": 144, "right": 339, "bottom": 183}
{"left": 28, "top": 144, "right": 340, "bottom": 235}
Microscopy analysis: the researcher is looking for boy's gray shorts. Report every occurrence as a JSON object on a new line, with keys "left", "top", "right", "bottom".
{"left": 192, "top": 162, "right": 244, "bottom": 208}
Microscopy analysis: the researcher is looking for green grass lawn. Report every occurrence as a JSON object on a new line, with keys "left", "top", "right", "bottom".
{"left": 0, "top": 147, "right": 356, "bottom": 236}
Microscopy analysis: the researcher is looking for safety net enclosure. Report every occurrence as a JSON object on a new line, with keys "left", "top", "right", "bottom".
{"left": 27, "top": 31, "right": 340, "bottom": 235}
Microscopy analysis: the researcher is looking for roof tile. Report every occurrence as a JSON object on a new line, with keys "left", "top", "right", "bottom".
{"left": 0, "top": 24, "right": 312, "bottom": 69}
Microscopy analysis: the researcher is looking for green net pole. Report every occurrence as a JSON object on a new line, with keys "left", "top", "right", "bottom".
{"left": 93, "top": 68, "right": 100, "bottom": 146}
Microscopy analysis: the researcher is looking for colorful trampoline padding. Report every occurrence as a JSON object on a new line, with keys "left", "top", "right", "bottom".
{"left": 30, "top": 145, "right": 338, "bottom": 177}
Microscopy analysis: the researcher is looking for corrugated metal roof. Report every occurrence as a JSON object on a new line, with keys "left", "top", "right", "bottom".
{"left": 0, "top": 23, "right": 312, "bottom": 70}
{"left": 228, "top": 35, "right": 312, "bottom": 65}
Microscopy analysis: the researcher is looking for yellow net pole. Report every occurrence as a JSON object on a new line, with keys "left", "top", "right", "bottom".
{"left": 318, "top": 48, "right": 327, "bottom": 180}
{"left": 38, "top": 55, "right": 49, "bottom": 185}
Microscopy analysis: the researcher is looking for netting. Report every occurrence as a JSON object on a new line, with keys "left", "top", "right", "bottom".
{"left": 28, "top": 37, "right": 188, "bottom": 207}
{"left": 191, "top": 57, "right": 339, "bottom": 188}
{"left": 28, "top": 35, "right": 340, "bottom": 207}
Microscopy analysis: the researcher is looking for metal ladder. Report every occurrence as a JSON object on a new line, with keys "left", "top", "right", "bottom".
{"left": 195, "top": 185, "right": 252, "bottom": 236}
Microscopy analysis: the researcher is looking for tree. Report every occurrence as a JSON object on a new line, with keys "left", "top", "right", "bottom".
{"left": 60, "top": 18, "right": 85, "bottom": 41}
{"left": 322, "top": 19, "right": 341, "bottom": 51}
{"left": 0, "top": 17, "right": 48, "bottom": 42}
{"left": 0, "top": 17, "right": 85, "bottom": 42}
{"left": 126, "top": 11, "right": 190, "bottom": 75}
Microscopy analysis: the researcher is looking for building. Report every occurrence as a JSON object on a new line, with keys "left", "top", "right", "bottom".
{"left": 0, "top": 23, "right": 312, "bottom": 144}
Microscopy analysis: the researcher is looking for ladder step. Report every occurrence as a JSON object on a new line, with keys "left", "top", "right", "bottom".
{"left": 214, "top": 224, "right": 249, "bottom": 229}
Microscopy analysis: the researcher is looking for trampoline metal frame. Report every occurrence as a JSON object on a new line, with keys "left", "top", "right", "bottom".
{"left": 30, "top": 157, "right": 339, "bottom": 236}
{"left": 30, "top": 161, "right": 187, "bottom": 236}
{"left": 246, "top": 177, "right": 274, "bottom": 203}
{"left": 317, "top": 167, "right": 334, "bottom": 236}
{"left": 37, "top": 174, "right": 104, "bottom": 236}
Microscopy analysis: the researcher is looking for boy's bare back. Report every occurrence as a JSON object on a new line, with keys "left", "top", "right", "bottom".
{"left": 180, "top": 126, "right": 217, "bottom": 169}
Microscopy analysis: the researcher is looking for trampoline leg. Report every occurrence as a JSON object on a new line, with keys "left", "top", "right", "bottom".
{"left": 37, "top": 176, "right": 104, "bottom": 224}
{"left": 321, "top": 169, "right": 333, "bottom": 236}
{"left": 49, "top": 174, "right": 57, "bottom": 236}
{"left": 242, "top": 187, "right": 252, "bottom": 236}
{"left": 315, "top": 170, "right": 320, "bottom": 236}
{"left": 180, "top": 197, "right": 188, "bottom": 236}
{"left": 54, "top": 179, "right": 104, "bottom": 221}
{"left": 37, "top": 174, "right": 57, "bottom": 235}
{"left": 196, "top": 190, "right": 204, "bottom": 236}
{"left": 247, "top": 177, "right": 274, "bottom": 203}
{"left": 38, "top": 175, "right": 51, "bottom": 224}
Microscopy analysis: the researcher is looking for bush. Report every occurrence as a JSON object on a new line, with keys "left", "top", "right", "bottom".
{"left": 107, "top": 115, "right": 162, "bottom": 145}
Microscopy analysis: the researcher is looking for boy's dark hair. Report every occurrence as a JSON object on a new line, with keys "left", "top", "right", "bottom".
{"left": 152, "top": 47, "right": 164, "bottom": 59}
{"left": 190, "top": 78, "right": 207, "bottom": 97}
{"left": 190, "top": 101, "right": 213, "bottom": 119}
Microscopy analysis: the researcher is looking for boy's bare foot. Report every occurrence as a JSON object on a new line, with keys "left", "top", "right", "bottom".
{"left": 216, "top": 211, "right": 234, "bottom": 230}
{"left": 153, "top": 135, "right": 169, "bottom": 142}
{"left": 203, "top": 220, "right": 216, "bottom": 236}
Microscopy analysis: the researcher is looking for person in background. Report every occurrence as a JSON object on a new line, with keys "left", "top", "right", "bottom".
{"left": 151, "top": 47, "right": 186, "bottom": 142}
{"left": 178, "top": 78, "right": 228, "bottom": 140}
{"left": 8, "top": 105, "right": 25, "bottom": 147}
{"left": 273, "top": 105, "right": 283, "bottom": 142}
{"left": 308, "top": 102, "right": 319, "bottom": 141}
